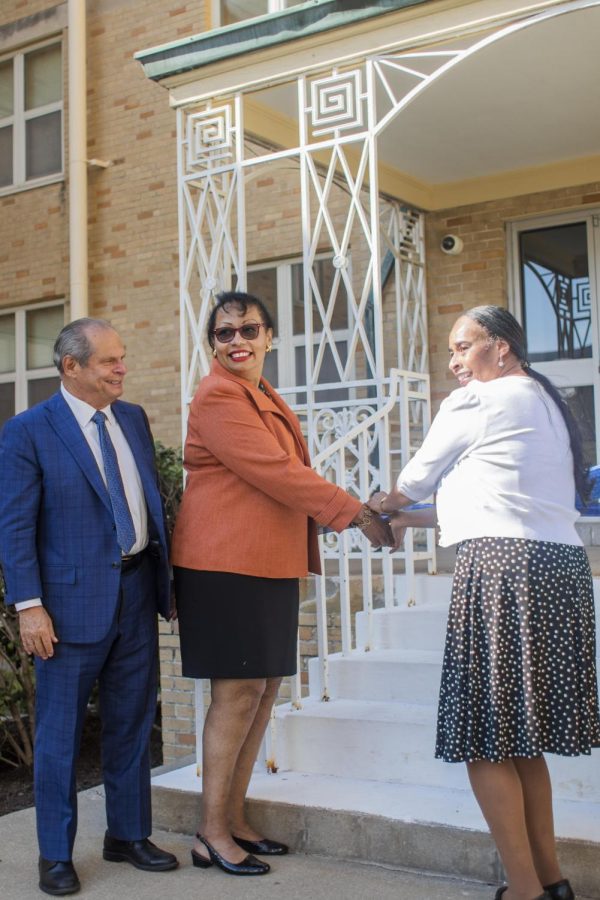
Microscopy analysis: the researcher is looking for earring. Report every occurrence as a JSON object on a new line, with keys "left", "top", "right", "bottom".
{"left": 212, "top": 348, "right": 217, "bottom": 357}
{"left": 498, "top": 358, "right": 505, "bottom": 368}
{"left": 266, "top": 344, "right": 272, "bottom": 353}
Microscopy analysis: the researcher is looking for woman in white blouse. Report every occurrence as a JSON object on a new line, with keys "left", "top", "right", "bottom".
{"left": 371, "top": 307, "right": 600, "bottom": 900}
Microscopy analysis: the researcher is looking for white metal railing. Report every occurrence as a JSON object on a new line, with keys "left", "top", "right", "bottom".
{"left": 262, "top": 367, "right": 436, "bottom": 769}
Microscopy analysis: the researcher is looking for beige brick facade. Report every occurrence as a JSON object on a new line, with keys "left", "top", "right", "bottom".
{"left": 0, "top": 0, "right": 210, "bottom": 446}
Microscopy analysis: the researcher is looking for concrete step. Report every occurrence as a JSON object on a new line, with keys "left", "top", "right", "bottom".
{"left": 151, "top": 764, "right": 600, "bottom": 898}
{"left": 308, "top": 648, "right": 443, "bottom": 703}
{"left": 274, "top": 697, "right": 600, "bottom": 803}
{"left": 356, "top": 603, "right": 450, "bottom": 651}
{"left": 275, "top": 697, "right": 469, "bottom": 790}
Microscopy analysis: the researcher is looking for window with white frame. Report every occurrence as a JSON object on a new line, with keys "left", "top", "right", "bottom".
{"left": 246, "top": 256, "right": 352, "bottom": 403}
{"left": 0, "top": 302, "right": 64, "bottom": 428}
{"left": 215, "top": 0, "right": 304, "bottom": 27}
{"left": 509, "top": 210, "right": 600, "bottom": 470}
{"left": 0, "top": 40, "right": 63, "bottom": 191}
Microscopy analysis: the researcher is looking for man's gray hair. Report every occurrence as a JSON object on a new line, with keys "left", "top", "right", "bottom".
{"left": 53, "top": 318, "right": 115, "bottom": 374}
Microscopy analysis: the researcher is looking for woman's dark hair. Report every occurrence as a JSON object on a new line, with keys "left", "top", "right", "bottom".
{"left": 207, "top": 291, "right": 274, "bottom": 349}
{"left": 465, "top": 305, "right": 590, "bottom": 503}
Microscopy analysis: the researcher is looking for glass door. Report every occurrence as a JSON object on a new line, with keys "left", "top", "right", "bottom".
{"left": 510, "top": 211, "right": 600, "bottom": 468}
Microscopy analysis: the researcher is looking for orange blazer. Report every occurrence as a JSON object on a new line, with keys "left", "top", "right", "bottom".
{"left": 170, "top": 360, "right": 362, "bottom": 578}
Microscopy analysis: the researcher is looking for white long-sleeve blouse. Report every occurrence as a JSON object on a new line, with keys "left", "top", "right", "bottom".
{"left": 396, "top": 375, "right": 582, "bottom": 547}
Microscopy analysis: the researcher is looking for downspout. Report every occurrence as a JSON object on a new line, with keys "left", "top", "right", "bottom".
{"left": 68, "top": 0, "right": 88, "bottom": 319}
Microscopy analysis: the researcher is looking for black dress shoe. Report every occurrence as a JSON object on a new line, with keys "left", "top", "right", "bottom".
{"left": 233, "top": 835, "right": 289, "bottom": 856}
{"left": 494, "top": 891, "right": 552, "bottom": 900}
{"left": 39, "top": 858, "right": 80, "bottom": 896}
{"left": 102, "top": 832, "right": 178, "bottom": 871}
{"left": 196, "top": 834, "right": 270, "bottom": 875}
{"left": 544, "top": 880, "right": 575, "bottom": 900}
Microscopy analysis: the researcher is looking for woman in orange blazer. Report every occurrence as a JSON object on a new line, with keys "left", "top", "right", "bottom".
{"left": 171, "top": 291, "right": 390, "bottom": 877}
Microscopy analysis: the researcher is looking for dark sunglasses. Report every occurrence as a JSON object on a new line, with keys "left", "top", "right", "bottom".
{"left": 211, "top": 323, "right": 266, "bottom": 343}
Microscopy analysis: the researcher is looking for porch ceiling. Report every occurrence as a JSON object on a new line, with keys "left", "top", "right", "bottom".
{"left": 252, "top": 2, "right": 600, "bottom": 205}
{"left": 137, "top": 0, "right": 600, "bottom": 209}
{"left": 376, "top": 2, "right": 600, "bottom": 184}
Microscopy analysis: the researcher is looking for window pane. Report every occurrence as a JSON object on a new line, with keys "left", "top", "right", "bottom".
{"left": 292, "top": 260, "right": 349, "bottom": 334}
{"left": 247, "top": 267, "right": 278, "bottom": 334}
{"left": 25, "top": 44, "right": 61, "bottom": 110}
{"left": 27, "top": 306, "right": 64, "bottom": 369}
{"left": 0, "top": 314, "right": 15, "bottom": 373}
{"left": 295, "top": 341, "right": 349, "bottom": 401}
{"left": 559, "top": 385, "right": 596, "bottom": 468}
{"left": 0, "top": 59, "right": 13, "bottom": 117}
{"left": 0, "top": 125, "right": 12, "bottom": 187}
{"left": 28, "top": 375, "right": 60, "bottom": 407}
{"left": 520, "top": 223, "right": 591, "bottom": 362}
{"left": 0, "top": 382, "right": 15, "bottom": 429}
{"left": 221, "top": 0, "right": 268, "bottom": 25}
{"left": 26, "top": 110, "right": 61, "bottom": 179}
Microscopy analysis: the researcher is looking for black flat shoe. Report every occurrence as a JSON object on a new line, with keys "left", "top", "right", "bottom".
{"left": 543, "top": 880, "right": 575, "bottom": 900}
{"left": 103, "top": 832, "right": 178, "bottom": 871}
{"left": 233, "top": 835, "right": 289, "bottom": 856}
{"left": 495, "top": 889, "right": 508, "bottom": 899}
{"left": 196, "top": 834, "right": 270, "bottom": 875}
{"left": 39, "top": 858, "right": 80, "bottom": 896}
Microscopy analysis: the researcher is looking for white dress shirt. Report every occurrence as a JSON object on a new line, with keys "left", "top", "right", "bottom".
{"left": 15, "top": 385, "right": 148, "bottom": 611}
{"left": 396, "top": 376, "right": 582, "bottom": 548}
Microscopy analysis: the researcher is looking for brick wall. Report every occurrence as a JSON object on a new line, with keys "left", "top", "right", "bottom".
{"left": 0, "top": 0, "right": 209, "bottom": 447}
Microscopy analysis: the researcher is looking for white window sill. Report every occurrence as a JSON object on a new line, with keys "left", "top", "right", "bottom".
{"left": 0, "top": 173, "right": 64, "bottom": 198}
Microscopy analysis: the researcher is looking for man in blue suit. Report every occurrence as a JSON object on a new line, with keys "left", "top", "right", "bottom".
{"left": 0, "top": 318, "right": 178, "bottom": 895}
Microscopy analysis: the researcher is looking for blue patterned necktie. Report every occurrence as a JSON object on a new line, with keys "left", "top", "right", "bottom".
{"left": 91, "top": 411, "right": 136, "bottom": 554}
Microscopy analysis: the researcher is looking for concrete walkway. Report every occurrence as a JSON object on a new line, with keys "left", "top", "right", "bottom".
{"left": 0, "top": 785, "right": 515, "bottom": 900}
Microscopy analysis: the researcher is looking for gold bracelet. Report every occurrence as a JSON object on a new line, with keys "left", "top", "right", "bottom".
{"left": 353, "top": 505, "right": 373, "bottom": 531}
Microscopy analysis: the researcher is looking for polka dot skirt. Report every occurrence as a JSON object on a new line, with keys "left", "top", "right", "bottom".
{"left": 435, "top": 537, "right": 600, "bottom": 763}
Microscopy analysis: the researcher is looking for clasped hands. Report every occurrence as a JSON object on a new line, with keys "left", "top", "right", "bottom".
{"left": 360, "top": 491, "right": 409, "bottom": 551}
{"left": 351, "top": 491, "right": 407, "bottom": 550}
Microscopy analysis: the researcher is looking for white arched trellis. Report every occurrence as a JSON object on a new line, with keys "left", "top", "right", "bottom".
{"left": 171, "top": 0, "right": 600, "bottom": 769}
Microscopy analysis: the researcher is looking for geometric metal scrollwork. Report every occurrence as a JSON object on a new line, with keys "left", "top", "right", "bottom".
{"left": 186, "top": 105, "right": 234, "bottom": 170}
{"left": 309, "top": 70, "right": 364, "bottom": 136}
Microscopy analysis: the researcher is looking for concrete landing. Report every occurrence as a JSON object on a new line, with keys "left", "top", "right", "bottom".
{"left": 0, "top": 784, "right": 534, "bottom": 900}
{"left": 151, "top": 764, "right": 600, "bottom": 899}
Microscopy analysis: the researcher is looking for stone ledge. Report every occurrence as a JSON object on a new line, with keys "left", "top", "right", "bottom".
{"left": 151, "top": 769, "right": 600, "bottom": 897}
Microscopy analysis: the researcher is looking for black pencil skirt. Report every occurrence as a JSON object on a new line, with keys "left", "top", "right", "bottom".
{"left": 173, "top": 567, "right": 300, "bottom": 679}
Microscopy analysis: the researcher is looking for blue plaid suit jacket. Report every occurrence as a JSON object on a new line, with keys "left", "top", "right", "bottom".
{"left": 0, "top": 391, "right": 171, "bottom": 642}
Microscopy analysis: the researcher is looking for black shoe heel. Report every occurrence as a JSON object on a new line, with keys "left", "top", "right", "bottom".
{"left": 191, "top": 832, "right": 213, "bottom": 868}
{"left": 191, "top": 849, "right": 213, "bottom": 869}
{"left": 196, "top": 834, "right": 270, "bottom": 876}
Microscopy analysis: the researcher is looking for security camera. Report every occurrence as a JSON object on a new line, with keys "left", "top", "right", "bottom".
{"left": 440, "top": 234, "right": 464, "bottom": 255}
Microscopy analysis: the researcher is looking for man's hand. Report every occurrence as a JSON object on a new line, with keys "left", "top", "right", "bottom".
{"left": 18, "top": 607, "right": 58, "bottom": 659}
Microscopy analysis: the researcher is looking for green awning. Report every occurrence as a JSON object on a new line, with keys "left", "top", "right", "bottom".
{"left": 135, "top": 0, "right": 433, "bottom": 82}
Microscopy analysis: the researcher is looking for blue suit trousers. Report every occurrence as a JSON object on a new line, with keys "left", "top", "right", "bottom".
{"left": 34, "top": 554, "right": 158, "bottom": 861}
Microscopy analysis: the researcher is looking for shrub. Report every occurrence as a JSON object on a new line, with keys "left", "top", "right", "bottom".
{"left": 154, "top": 441, "right": 183, "bottom": 536}
{"left": 0, "top": 581, "right": 35, "bottom": 769}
